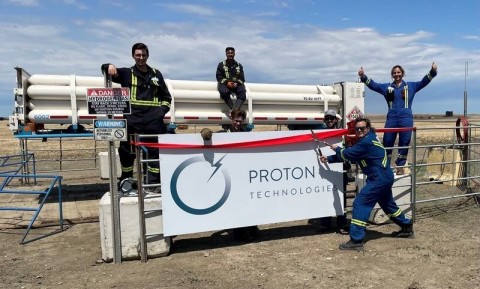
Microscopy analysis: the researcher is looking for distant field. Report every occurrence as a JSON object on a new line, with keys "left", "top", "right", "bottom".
{"left": 2, "top": 114, "right": 479, "bottom": 152}
{"left": 1, "top": 115, "right": 479, "bottom": 179}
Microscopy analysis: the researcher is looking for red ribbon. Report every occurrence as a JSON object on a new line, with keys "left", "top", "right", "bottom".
{"left": 135, "top": 129, "right": 349, "bottom": 149}
{"left": 134, "top": 127, "right": 415, "bottom": 149}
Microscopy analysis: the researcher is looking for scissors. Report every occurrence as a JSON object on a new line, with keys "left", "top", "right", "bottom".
{"left": 310, "top": 130, "right": 322, "bottom": 157}
{"left": 311, "top": 129, "right": 334, "bottom": 156}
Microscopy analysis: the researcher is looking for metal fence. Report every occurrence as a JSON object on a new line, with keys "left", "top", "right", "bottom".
{"left": 375, "top": 122, "right": 480, "bottom": 221}
{"left": 11, "top": 136, "right": 109, "bottom": 184}
{"left": 7, "top": 122, "right": 480, "bottom": 217}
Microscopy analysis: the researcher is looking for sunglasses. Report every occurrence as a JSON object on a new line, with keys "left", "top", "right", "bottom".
{"left": 325, "top": 117, "right": 336, "bottom": 121}
{"left": 355, "top": 126, "right": 367, "bottom": 132}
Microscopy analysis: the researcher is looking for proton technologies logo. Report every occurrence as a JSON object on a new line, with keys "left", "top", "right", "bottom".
{"left": 170, "top": 155, "right": 231, "bottom": 215}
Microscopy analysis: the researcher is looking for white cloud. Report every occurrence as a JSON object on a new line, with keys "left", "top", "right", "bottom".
{"left": 7, "top": 0, "right": 39, "bottom": 6}
{"left": 161, "top": 3, "right": 215, "bottom": 17}
{"left": 0, "top": 13, "right": 479, "bottom": 116}
{"left": 463, "top": 35, "right": 480, "bottom": 41}
{"left": 62, "top": 0, "right": 88, "bottom": 10}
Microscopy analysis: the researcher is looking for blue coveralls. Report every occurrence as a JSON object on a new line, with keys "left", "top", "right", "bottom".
{"left": 361, "top": 70, "right": 436, "bottom": 166}
{"left": 327, "top": 130, "right": 411, "bottom": 242}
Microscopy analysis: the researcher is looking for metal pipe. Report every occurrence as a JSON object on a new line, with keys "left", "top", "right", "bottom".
{"left": 412, "top": 128, "right": 417, "bottom": 222}
{"left": 136, "top": 133, "right": 148, "bottom": 263}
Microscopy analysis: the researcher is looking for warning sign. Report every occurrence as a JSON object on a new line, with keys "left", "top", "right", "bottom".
{"left": 87, "top": 88, "right": 131, "bottom": 115}
{"left": 94, "top": 119, "right": 127, "bottom": 141}
{"left": 346, "top": 106, "right": 364, "bottom": 122}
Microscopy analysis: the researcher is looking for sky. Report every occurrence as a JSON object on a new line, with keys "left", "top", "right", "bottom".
{"left": 1, "top": 0, "right": 479, "bottom": 118}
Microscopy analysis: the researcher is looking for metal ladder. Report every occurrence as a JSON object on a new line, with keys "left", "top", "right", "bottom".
{"left": 134, "top": 134, "right": 170, "bottom": 262}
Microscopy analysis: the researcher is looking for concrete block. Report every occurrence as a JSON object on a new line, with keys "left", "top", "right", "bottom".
{"left": 356, "top": 173, "right": 412, "bottom": 224}
{"left": 98, "top": 151, "right": 121, "bottom": 179}
{"left": 426, "top": 148, "right": 463, "bottom": 186}
{"left": 99, "top": 192, "right": 170, "bottom": 261}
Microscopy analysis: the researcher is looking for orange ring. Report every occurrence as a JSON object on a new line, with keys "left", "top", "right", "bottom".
{"left": 455, "top": 116, "right": 469, "bottom": 143}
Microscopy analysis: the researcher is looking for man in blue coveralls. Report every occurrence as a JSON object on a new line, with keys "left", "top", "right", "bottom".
{"left": 320, "top": 117, "right": 414, "bottom": 251}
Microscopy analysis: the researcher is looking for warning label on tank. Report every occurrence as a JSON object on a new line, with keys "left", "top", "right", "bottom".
{"left": 87, "top": 88, "right": 131, "bottom": 115}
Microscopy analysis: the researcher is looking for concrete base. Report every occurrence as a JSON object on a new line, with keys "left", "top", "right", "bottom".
{"left": 99, "top": 192, "right": 170, "bottom": 261}
{"left": 426, "top": 148, "right": 463, "bottom": 186}
{"left": 98, "top": 152, "right": 121, "bottom": 179}
{"left": 356, "top": 172, "right": 412, "bottom": 225}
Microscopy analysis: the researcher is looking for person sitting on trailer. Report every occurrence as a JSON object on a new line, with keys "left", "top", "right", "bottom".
{"left": 216, "top": 47, "right": 246, "bottom": 111}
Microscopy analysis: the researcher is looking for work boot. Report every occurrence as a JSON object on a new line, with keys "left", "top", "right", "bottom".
{"left": 396, "top": 167, "right": 405, "bottom": 175}
{"left": 339, "top": 239, "right": 364, "bottom": 251}
{"left": 118, "top": 172, "right": 133, "bottom": 182}
{"left": 392, "top": 224, "right": 415, "bottom": 238}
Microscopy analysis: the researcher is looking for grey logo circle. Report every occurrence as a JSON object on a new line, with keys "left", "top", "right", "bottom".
{"left": 170, "top": 156, "right": 231, "bottom": 215}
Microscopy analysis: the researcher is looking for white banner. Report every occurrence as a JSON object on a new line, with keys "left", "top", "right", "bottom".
{"left": 159, "top": 130, "right": 344, "bottom": 236}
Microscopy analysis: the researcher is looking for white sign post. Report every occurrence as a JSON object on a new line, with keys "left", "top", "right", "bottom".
{"left": 87, "top": 86, "right": 131, "bottom": 264}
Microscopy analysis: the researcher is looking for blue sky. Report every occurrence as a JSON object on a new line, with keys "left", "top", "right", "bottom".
{"left": 1, "top": 0, "right": 479, "bottom": 117}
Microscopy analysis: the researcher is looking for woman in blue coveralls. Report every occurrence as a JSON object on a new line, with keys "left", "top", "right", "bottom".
{"left": 320, "top": 117, "right": 413, "bottom": 251}
{"left": 358, "top": 63, "right": 437, "bottom": 175}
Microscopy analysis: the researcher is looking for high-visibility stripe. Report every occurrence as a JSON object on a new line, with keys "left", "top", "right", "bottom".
{"left": 388, "top": 208, "right": 402, "bottom": 218}
{"left": 131, "top": 70, "right": 137, "bottom": 101}
{"left": 340, "top": 148, "right": 348, "bottom": 162}
{"left": 148, "top": 166, "right": 159, "bottom": 174}
{"left": 223, "top": 61, "right": 230, "bottom": 79}
{"left": 372, "top": 140, "right": 387, "bottom": 167}
{"left": 122, "top": 166, "right": 133, "bottom": 173}
{"left": 351, "top": 218, "right": 367, "bottom": 227}
{"left": 130, "top": 68, "right": 162, "bottom": 107}
{"left": 160, "top": 101, "right": 171, "bottom": 108}
{"left": 404, "top": 84, "right": 409, "bottom": 108}
{"left": 222, "top": 60, "right": 241, "bottom": 82}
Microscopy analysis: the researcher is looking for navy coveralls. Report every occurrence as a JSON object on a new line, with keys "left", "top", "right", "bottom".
{"left": 361, "top": 70, "right": 436, "bottom": 166}
{"left": 101, "top": 64, "right": 171, "bottom": 184}
{"left": 327, "top": 130, "right": 411, "bottom": 242}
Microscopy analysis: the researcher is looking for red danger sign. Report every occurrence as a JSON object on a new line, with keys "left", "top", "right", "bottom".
{"left": 87, "top": 88, "right": 131, "bottom": 115}
{"left": 346, "top": 106, "right": 364, "bottom": 121}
